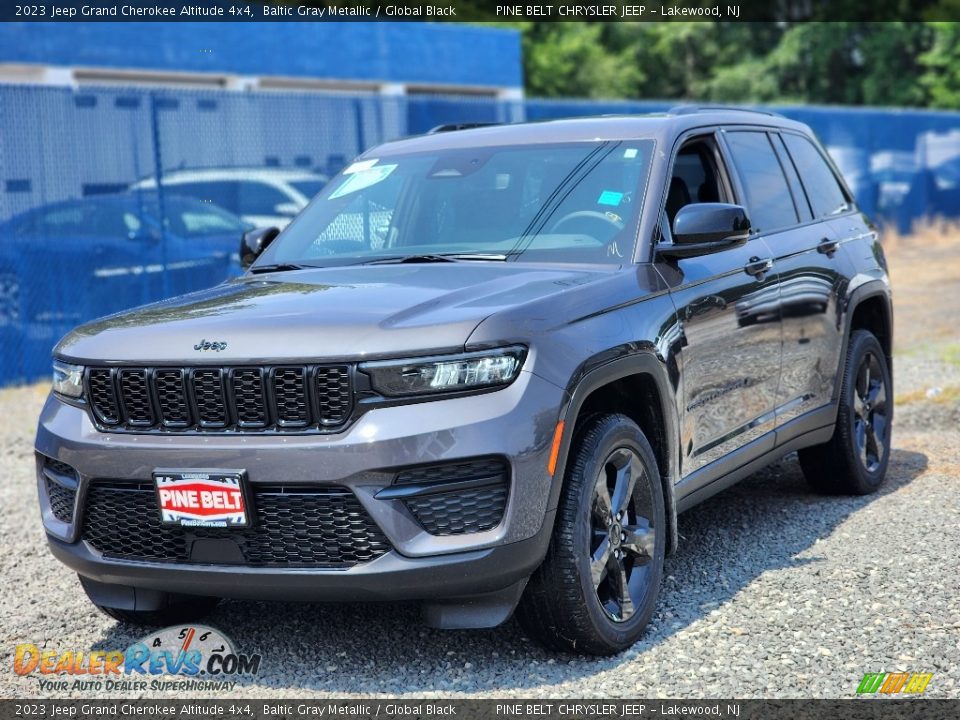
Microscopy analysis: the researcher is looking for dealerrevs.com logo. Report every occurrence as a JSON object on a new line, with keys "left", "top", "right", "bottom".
{"left": 14, "top": 625, "right": 261, "bottom": 692}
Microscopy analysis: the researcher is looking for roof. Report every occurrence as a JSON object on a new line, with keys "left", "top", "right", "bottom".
{"left": 371, "top": 109, "right": 813, "bottom": 156}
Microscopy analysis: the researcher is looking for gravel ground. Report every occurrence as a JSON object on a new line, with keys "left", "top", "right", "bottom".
{"left": 1, "top": 238, "right": 958, "bottom": 699}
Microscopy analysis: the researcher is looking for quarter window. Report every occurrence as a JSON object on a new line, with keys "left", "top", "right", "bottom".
{"left": 725, "top": 131, "right": 798, "bottom": 233}
{"left": 782, "top": 134, "right": 850, "bottom": 218}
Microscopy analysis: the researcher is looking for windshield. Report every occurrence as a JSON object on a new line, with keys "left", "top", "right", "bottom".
{"left": 256, "top": 140, "right": 654, "bottom": 267}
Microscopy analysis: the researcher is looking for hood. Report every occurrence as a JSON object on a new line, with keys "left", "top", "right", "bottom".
{"left": 56, "top": 263, "right": 614, "bottom": 363}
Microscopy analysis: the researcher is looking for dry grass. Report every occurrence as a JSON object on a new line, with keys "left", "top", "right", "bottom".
{"left": 896, "top": 384, "right": 960, "bottom": 406}
{"left": 883, "top": 222, "right": 960, "bottom": 352}
{"left": 881, "top": 218, "right": 960, "bottom": 250}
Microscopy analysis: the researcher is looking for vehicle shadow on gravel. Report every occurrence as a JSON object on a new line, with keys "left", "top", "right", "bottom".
{"left": 91, "top": 448, "right": 927, "bottom": 695}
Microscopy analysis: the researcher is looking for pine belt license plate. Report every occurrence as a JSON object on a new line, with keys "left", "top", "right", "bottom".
{"left": 154, "top": 470, "right": 250, "bottom": 528}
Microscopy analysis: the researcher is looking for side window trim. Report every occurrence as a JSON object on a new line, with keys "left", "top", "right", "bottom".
{"left": 769, "top": 131, "right": 814, "bottom": 223}
{"left": 650, "top": 128, "right": 737, "bottom": 260}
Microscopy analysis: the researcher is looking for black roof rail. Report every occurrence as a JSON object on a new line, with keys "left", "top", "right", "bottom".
{"left": 427, "top": 122, "right": 500, "bottom": 134}
{"left": 668, "top": 104, "right": 782, "bottom": 118}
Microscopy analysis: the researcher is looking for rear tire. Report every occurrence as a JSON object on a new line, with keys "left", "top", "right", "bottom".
{"left": 799, "top": 329, "right": 892, "bottom": 495}
{"left": 517, "top": 414, "right": 665, "bottom": 655}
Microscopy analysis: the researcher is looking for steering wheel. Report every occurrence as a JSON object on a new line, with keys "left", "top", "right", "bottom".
{"left": 548, "top": 210, "right": 624, "bottom": 236}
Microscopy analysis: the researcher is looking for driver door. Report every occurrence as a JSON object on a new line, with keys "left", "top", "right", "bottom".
{"left": 657, "top": 132, "right": 783, "bottom": 484}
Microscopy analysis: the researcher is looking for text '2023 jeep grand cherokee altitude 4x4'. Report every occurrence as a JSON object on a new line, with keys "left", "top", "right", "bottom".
{"left": 36, "top": 108, "right": 893, "bottom": 655}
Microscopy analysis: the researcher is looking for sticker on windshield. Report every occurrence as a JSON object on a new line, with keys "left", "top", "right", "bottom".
{"left": 597, "top": 190, "right": 624, "bottom": 207}
{"left": 343, "top": 158, "right": 379, "bottom": 175}
{"left": 329, "top": 164, "right": 397, "bottom": 199}
{"left": 623, "top": 148, "right": 639, "bottom": 159}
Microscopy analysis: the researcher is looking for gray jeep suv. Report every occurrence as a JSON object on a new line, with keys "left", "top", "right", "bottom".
{"left": 36, "top": 109, "right": 893, "bottom": 655}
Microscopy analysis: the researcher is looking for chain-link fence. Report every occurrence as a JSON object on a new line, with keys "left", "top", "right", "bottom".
{"left": 1, "top": 84, "right": 958, "bottom": 385}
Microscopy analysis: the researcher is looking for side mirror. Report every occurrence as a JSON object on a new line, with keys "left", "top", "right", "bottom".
{"left": 274, "top": 202, "right": 300, "bottom": 217}
{"left": 240, "top": 226, "right": 280, "bottom": 270}
{"left": 659, "top": 203, "right": 751, "bottom": 259}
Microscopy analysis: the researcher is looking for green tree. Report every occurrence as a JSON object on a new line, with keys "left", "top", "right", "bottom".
{"left": 921, "top": 22, "right": 960, "bottom": 108}
{"left": 516, "top": 23, "right": 642, "bottom": 98}
{"left": 497, "top": 20, "right": 956, "bottom": 110}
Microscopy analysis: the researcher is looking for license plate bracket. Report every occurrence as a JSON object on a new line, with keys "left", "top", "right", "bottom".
{"left": 153, "top": 470, "right": 250, "bottom": 528}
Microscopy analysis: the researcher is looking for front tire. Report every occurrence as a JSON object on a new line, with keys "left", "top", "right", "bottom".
{"left": 517, "top": 414, "right": 665, "bottom": 655}
{"left": 799, "top": 329, "right": 892, "bottom": 495}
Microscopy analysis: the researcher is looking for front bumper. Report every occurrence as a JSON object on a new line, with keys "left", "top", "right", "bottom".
{"left": 35, "top": 369, "right": 564, "bottom": 602}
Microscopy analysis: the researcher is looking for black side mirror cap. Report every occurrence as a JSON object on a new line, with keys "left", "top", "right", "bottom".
{"left": 658, "top": 203, "right": 751, "bottom": 259}
{"left": 240, "top": 227, "right": 280, "bottom": 270}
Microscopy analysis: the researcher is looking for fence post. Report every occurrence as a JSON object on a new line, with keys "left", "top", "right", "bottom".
{"left": 149, "top": 91, "right": 170, "bottom": 299}
{"left": 353, "top": 98, "right": 367, "bottom": 155}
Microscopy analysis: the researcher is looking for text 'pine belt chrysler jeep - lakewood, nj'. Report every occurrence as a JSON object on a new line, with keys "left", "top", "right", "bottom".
{"left": 36, "top": 108, "right": 893, "bottom": 655}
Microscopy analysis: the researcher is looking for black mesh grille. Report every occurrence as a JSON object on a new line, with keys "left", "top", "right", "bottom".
{"left": 316, "top": 366, "right": 351, "bottom": 425}
{"left": 45, "top": 476, "right": 78, "bottom": 523}
{"left": 192, "top": 369, "right": 227, "bottom": 427}
{"left": 118, "top": 369, "right": 153, "bottom": 426}
{"left": 155, "top": 370, "right": 190, "bottom": 427}
{"left": 81, "top": 482, "right": 390, "bottom": 568}
{"left": 395, "top": 458, "right": 509, "bottom": 536}
{"left": 396, "top": 458, "right": 507, "bottom": 486}
{"left": 231, "top": 369, "right": 267, "bottom": 427}
{"left": 406, "top": 485, "right": 507, "bottom": 535}
{"left": 43, "top": 456, "right": 79, "bottom": 524}
{"left": 44, "top": 458, "right": 78, "bottom": 479}
{"left": 87, "top": 369, "right": 120, "bottom": 425}
{"left": 86, "top": 365, "right": 352, "bottom": 433}
{"left": 273, "top": 368, "right": 309, "bottom": 427}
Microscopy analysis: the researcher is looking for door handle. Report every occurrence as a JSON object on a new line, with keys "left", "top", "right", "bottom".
{"left": 817, "top": 237, "right": 840, "bottom": 256}
{"left": 744, "top": 256, "right": 773, "bottom": 278}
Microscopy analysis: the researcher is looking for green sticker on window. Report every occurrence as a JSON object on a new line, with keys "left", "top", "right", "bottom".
{"left": 597, "top": 190, "right": 623, "bottom": 207}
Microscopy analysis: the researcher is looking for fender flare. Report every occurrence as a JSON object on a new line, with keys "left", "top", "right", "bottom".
{"left": 835, "top": 279, "right": 894, "bottom": 403}
{"left": 545, "top": 350, "right": 680, "bottom": 555}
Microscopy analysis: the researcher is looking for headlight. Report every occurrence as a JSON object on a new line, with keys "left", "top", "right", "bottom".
{"left": 361, "top": 346, "right": 526, "bottom": 397}
{"left": 52, "top": 360, "right": 84, "bottom": 399}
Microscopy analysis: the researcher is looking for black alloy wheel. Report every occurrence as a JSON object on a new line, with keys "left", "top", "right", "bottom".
{"left": 517, "top": 414, "right": 665, "bottom": 655}
{"left": 589, "top": 447, "right": 657, "bottom": 623}
{"left": 799, "top": 329, "right": 892, "bottom": 495}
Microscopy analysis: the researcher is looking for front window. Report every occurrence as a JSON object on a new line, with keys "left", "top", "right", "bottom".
{"left": 257, "top": 140, "right": 655, "bottom": 267}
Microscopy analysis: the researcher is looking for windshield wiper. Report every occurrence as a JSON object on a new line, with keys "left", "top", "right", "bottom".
{"left": 248, "top": 262, "right": 310, "bottom": 274}
{"left": 366, "top": 253, "right": 508, "bottom": 265}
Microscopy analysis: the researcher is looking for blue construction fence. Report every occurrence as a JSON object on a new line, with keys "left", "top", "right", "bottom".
{"left": 1, "top": 84, "right": 958, "bottom": 385}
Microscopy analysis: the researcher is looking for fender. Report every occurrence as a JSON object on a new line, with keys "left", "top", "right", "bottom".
{"left": 544, "top": 348, "right": 681, "bottom": 555}
{"left": 835, "top": 278, "right": 894, "bottom": 404}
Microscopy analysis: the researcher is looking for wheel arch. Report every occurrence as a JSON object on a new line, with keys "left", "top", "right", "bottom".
{"left": 841, "top": 282, "right": 894, "bottom": 398}
{"left": 547, "top": 351, "right": 680, "bottom": 555}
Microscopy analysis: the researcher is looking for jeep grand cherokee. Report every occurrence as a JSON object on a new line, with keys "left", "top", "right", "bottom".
{"left": 36, "top": 109, "right": 893, "bottom": 655}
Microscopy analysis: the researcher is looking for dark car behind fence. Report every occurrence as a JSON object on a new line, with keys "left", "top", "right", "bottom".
{"left": 0, "top": 83, "right": 957, "bottom": 385}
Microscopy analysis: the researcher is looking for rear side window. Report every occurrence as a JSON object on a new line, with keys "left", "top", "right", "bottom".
{"left": 782, "top": 134, "right": 850, "bottom": 218}
{"left": 725, "top": 131, "right": 798, "bottom": 233}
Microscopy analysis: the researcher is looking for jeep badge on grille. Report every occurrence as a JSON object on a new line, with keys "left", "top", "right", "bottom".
{"left": 194, "top": 339, "right": 227, "bottom": 352}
